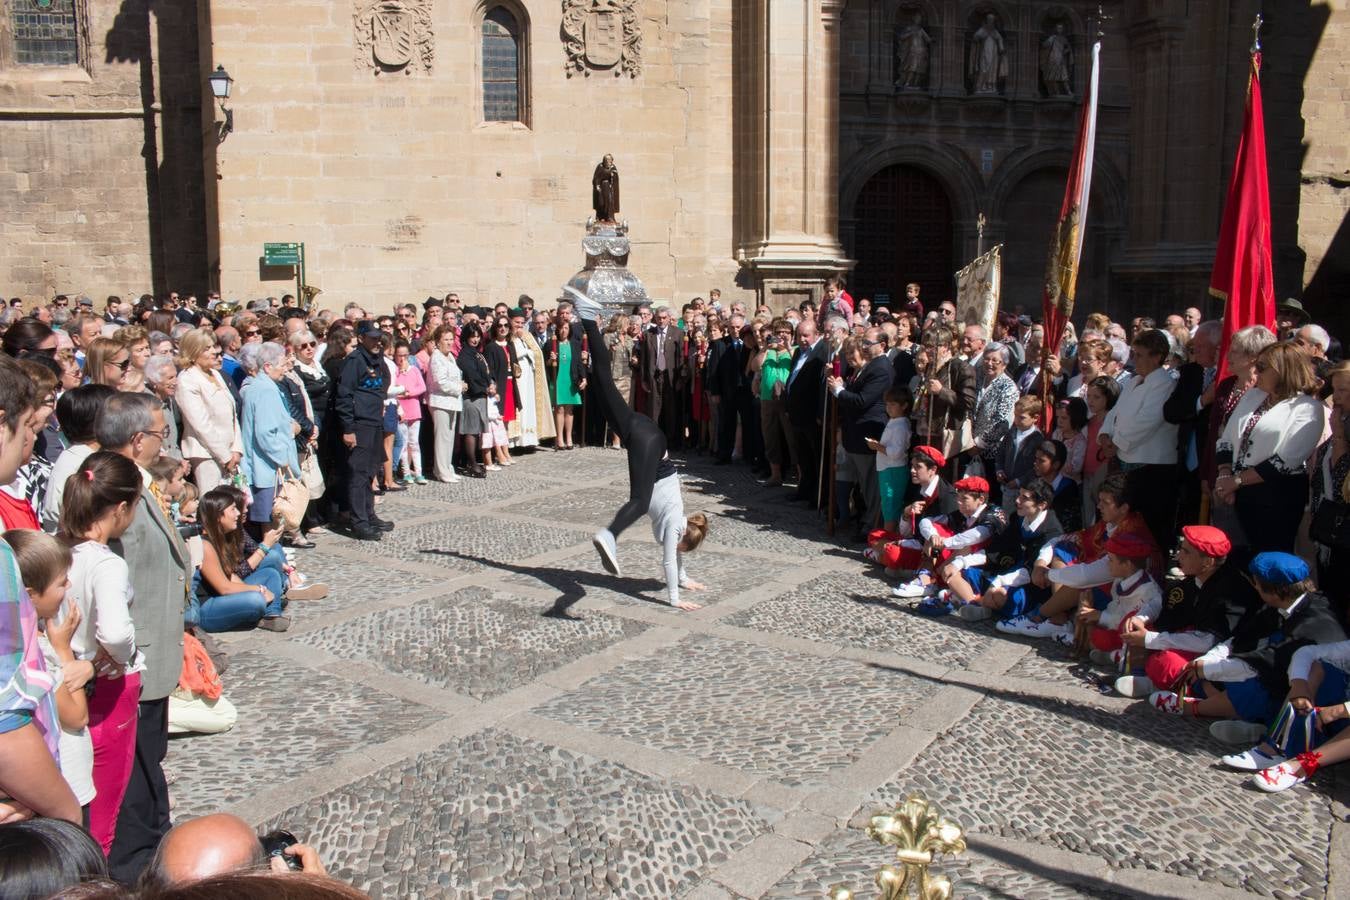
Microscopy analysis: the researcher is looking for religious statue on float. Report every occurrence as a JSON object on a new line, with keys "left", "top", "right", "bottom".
{"left": 592, "top": 154, "right": 620, "bottom": 224}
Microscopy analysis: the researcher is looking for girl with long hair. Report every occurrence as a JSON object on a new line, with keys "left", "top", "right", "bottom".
{"left": 196, "top": 487, "right": 290, "bottom": 632}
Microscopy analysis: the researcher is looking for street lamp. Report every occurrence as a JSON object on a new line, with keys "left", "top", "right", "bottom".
{"left": 208, "top": 64, "right": 234, "bottom": 144}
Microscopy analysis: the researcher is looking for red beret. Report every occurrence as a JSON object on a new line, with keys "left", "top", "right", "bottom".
{"left": 954, "top": 476, "right": 990, "bottom": 494}
{"left": 911, "top": 445, "right": 946, "bottom": 468}
{"left": 1181, "top": 525, "right": 1231, "bottom": 558}
{"left": 1104, "top": 531, "right": 1153, "bottom": 560}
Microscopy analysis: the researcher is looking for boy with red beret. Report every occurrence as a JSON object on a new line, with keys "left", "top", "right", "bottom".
{"left": 891, "top": 475, "right": 1007, "bottom": 608}
{"left": 1113, "top": 525, "right": 1259, "bottom": 698}
{"left": 864, "top": 445, "right": 957, "bottom": 569}
{"left": 1073, "top": 531, "right": 1161, "bottom": 656}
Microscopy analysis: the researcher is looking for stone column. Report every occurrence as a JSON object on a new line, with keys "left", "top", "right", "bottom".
{"left": 735, "top": 0, "right": 852, "bottom": 311}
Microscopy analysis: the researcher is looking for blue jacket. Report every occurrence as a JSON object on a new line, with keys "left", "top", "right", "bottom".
{"left": 240, "top": 375, "right": 300, "bottom": 488}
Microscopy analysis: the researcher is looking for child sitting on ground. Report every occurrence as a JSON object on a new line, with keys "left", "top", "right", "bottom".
{"left": 1074, "top": 531, "right": 1161, "bottom": 660}
{"left": 864, "top": 386, "right": 913, "bottom": 538}
{"left": 865, "top": 446, "right": 956, "bottom": 569}
{"left": 1151, "top": 553, "right": 1346, "bottom": 722}
{"left": 938, "top": 478, "right": 1063, "bottom": 622}
{"left": 889, "top": 476, "right": 1007, "bottom": 609}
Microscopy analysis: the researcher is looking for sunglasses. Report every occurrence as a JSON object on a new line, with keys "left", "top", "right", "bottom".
{"left": 112, "top": 357, "right": 133, "bottom": 371}
{"left": 299, "top": 341, "right": 317, "bottom": 349}
{"left": 245, "top": 329, "right": 260, "bottom": 337}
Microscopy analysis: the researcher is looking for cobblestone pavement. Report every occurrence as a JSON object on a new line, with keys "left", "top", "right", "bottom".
{"left": 169, "top": 448, "right": 1348, "bottom": 899}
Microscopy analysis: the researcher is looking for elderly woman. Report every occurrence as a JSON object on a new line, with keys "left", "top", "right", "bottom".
{"left": 143, "top": 354, "right": 181, "bottom": 451}
{"left": 1215, "top": 342, "right": 1324, "bottom": 553}
{"left": 85, "top": 336, "right": 132, "bottom": 389}
{"left": 427, "top": 325, "right": 464, "bottom": 482}
{"left": 239, "top": 341, "right": 302, "bottom": 540}
{"left": 968, "top": 342, "right": 1018, "bottom": 485}
{"left": 113, "top": 325, "right": 152, "bottom": 372}
{"left": 148, "top": 330, "right": 174, "bottom": 358}
{"left": 177, "top": 327, "right": 243, "bottom": 492}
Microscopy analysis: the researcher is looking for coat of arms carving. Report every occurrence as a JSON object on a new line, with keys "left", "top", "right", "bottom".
{"left": 355, "top": 0, "right": 434, "bottom": 75}
{"left": 562, "top": 0, "right": 642, "bottom": 78}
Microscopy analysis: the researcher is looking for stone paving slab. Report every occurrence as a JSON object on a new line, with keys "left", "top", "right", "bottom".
{"left": 283, "top": 549, "right": 451, "bottom": 618}
{"left": 166, "top": 651, "right": 443, "bottom": 821}
{"left": 261, "top": 728, "right": 768, "bottom": 898}
{"left": 722, "top": 571, "right": 993, "bottom": 670}
{"left": 763, "top": 826, "right": 1130, "bottom": 899}
{"left": 867, "top": 692, "right": 1336, "bottom": 897}
{"left": 294, "top": 586, "right": 648, "bottom": 700}
{"left": 698, "top": 511, "right": 844, "bottom": 557}
{"left": 374, "top": 515, "right": 588, "bottom": 574}
{"left": 498, "top": 483, "right": 634, "bottom": 528}
{"left": 499, "top": 547, "right": 769, "bottom": 610}
{"left": 533, "top": 633, "right": 937, "bottom": 788}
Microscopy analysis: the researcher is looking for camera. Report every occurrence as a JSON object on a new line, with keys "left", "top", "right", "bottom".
{"left": 259, "top": 829, "right": 303, "bottom": 871}
{"left": 176, "top": 523, "right": 202, "bottom": 540}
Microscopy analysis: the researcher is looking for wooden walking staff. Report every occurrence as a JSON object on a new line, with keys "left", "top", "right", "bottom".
{"left": 826, "top": 354, "right": 841, "bottom": 536}
{"left": 580, "top": 330, "right": 590, "bottom": 447}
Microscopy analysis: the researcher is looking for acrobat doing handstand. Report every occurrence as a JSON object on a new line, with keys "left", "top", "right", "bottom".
{"left": 564, "top": 287, "right": 708, "bottom": 611}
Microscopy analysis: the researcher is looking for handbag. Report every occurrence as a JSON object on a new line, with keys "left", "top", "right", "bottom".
{"left": 272, "top": 467, "right": 308, "bottom": 532}
{"left": 299, "top": 449, "right": 325, "bottom": 500}
{"left": 1310, "top": 451, "right": 1350, "bottom": 550}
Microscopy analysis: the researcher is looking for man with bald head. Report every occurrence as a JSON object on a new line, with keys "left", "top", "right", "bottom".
{"left": 142, "top": 813, "right": 325, "bottom": 888}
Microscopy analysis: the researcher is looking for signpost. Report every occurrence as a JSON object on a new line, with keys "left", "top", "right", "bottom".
{"left": 262, "top": 242, "right": 306, "bottom": 307}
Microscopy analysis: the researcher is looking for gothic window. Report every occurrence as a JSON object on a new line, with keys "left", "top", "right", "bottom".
{"left": 481, "top": 5, "right": 528, "bottom": 124}
{"left": 11, "top": 0, "right": 80, "bottom": 66}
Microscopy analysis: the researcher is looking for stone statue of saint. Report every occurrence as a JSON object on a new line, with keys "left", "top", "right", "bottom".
{"left": 895, "top": 13, "right": 932, "bottom": 90}
{"left": 1041, "top": 24, "right": 1073, "bottom": 96}
{"left": 969, "top": 13, "right": 1007, "bottom": 94}
{"left": 592, "top": 154, "right": 620, "bottom": 224}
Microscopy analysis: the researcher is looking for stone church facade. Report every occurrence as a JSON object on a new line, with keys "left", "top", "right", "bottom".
{"left": 0, "top": 0, "right": 1345, "bottom": 326}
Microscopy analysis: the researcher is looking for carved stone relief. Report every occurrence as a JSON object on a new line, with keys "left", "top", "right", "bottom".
{"left": 355, "top": 0, "right": 434, "bottom": 75}
{"left": 562, "top": 0, "right": 642, "bottom": 78}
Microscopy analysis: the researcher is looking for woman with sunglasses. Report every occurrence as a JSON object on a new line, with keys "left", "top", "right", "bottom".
{"left": 84, "top": 337, "right": 132, "bottom": 390}
{"left": 177, "top": 328, "right": 243, "bottom": 493}
{"left": 0, "top": 318, "right": 58, "bottom": 360}
{"left": 483, "top": 317, "right": 521, "bottom": 466}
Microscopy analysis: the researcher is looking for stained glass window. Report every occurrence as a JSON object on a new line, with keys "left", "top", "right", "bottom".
{"left": 13, "top": 0, "right": 80, "bottom": 67}
{"left": 482, "top": 7, "right": 520, "bottom": 122}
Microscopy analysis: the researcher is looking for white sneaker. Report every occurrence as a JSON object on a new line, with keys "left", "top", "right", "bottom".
{"left": 1113, "top": 675, "right": 1155, "bottom": 698}
{"left": 958, "top": 603, "right": 992, "bottom": 622}
{"left": 1210, "top": 719, "right": 1270, "bottom": 746}
{"left": 1024, "top": 618, "right": 1073, "bottom": 641}
{"left": 485, "top": 463, "right": 503, "bottom": 471}
{"left": 1148, "top": 690, "right": 1194, "bottom": 716}
{"left": 592, "top": 528, "right": 622, "bottom": 576}
{"left": 1222, "top": 745, "right": 1286, "bottom": 771}
{"left": 1252, "top": 756, "right": 1319, "bottom": 793}
{"left": 891, "top": 578, "right": 933, "bottom": 600}
{"left": 995, "top": 615, "right": 1035, "bottom": 635}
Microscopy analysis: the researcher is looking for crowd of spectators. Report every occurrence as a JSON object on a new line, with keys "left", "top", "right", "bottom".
{"left": 1, "top": 280, "right": 1349, "bottom": 895}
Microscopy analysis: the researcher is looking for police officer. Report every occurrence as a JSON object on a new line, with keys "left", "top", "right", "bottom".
{"left": 335, "top": 320, "right": 394, "bottom": 540}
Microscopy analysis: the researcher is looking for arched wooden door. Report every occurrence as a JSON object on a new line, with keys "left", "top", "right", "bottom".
{"left": 850, "top": 165, "right": 954, "bottom": 309}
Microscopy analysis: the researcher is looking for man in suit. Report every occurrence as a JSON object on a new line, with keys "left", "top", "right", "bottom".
{"left": 785, "top": 318, "right": 829, "bottom": 503}
{"left": 641, "top": 306, "right": 685, "bottom": 448}
{"left": 1164, "top": 320, "right": 1221, "bottom": 529}
{"left": 710, "top": 314, "right": 755, "bottom": 466}
{"left": 97, "top": 392, "right": 192, "bottom": 884}
{"left": 828, "top": 328, "right": 894, "bottom": 539}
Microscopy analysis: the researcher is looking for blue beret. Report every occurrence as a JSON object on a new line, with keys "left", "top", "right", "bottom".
{"left": 1248, "top": 552, "right": 1309, "bottom": 586}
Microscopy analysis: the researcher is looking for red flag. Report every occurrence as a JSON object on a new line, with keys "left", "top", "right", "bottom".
{"left": 1039, "top": 38, "right": 1100, "bottom": 418}
{"left": 1210, "top": 52, "right": 1274, "bottom": 381}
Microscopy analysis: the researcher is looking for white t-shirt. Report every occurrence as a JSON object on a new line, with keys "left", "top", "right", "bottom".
{"left": 876, "top": 416, "right": 912, "bottom": 472}
{"left": 37, "top": 635, "right": 95, "bottom": 805}
{"left": 64, "top": 541, "right": 143, "bottom": 677}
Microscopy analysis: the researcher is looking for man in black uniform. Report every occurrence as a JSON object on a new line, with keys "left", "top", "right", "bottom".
{"left": 334, "top": 320, "right": 393, "bottom": 541}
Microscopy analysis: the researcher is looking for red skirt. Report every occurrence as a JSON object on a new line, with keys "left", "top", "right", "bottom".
{"left": 502, "top": 377, "right": 517, "bottom": 423}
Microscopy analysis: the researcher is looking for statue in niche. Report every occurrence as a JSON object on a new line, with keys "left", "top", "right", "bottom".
{"left": 1040, "top": 23, "right": 1073, "bottom": 96}
{"left": 592, "top": 155, "right": 620, "bottom": 224}
{"left": 895, "top": 12, "right": 933, "bottom": 90}
{"left": 968, "top": 13, "right": 1006, "bottom": 94}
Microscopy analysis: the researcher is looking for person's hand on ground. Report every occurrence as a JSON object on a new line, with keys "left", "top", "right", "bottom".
{"left": 673, "top": 600, "right": 703, "bottom": 611}
{"left": 681, "top": 579, "right": 706, "bottom": 591}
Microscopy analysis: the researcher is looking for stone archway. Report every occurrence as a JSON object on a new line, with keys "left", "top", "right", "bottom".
{"left": 848, "top": 164, "right": 955, "bottom": 308}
